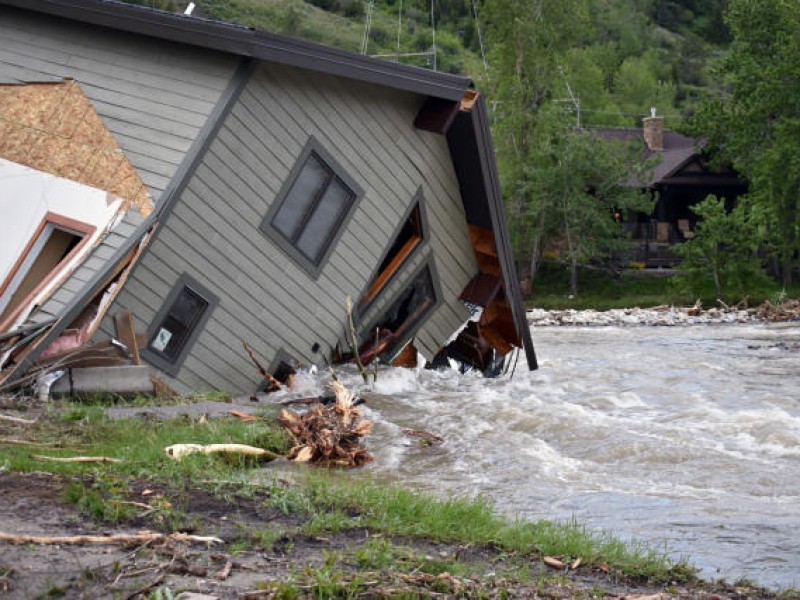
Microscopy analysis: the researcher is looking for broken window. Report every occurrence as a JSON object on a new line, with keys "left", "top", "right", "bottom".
{"left": 144, "top": 275, "right": 218, "bottom": 374}
{"left": 261, "top": 138, "right": 362, "bottom": 277}
{"left": 359, "top": 194, "right": 425, "bottom": 310}
{"left": 258, "top": 349, "right": 299, "bottom": 392}
{"left": 358, "top": 263, "right": 438, "bottom": 363}
{"left": 0, "top": 215, "right": 93, "bottom": 324}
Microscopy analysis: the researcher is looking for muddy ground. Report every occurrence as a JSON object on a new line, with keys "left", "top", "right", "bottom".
{"left": 0, "top": 470, "right": 789, "bottom": 600}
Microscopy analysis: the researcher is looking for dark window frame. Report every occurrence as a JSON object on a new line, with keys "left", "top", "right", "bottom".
{"left": 357, "top": 186, "right": 428, "bottom": 314}
{"left": 142, "top": 273, "right": 219, "bottom": 376}
{"left": 260, "top": 136, "right": 364, "bottom": 279}
{"left": 359, "top": 256, "right": 442, "bottom": 362}
{"left": 257, "top": 348, "right": 300, "bottom": 392}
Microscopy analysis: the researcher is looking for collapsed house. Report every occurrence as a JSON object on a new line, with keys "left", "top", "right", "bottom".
{"left": 0, "top": 0, "right": 536, "bottom": 396}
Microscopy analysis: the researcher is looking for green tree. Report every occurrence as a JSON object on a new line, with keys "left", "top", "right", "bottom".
{"left": 524, "top": 107, "right": 653, "bottom": 295}
{"left": 673, "top": 195, "right": 770, "bottom": 302}
{"left": 483, "top": 0, "right": 591, "bottom": 283}
{"left": 689, "top": 0, "right": 800, "bottom": 285}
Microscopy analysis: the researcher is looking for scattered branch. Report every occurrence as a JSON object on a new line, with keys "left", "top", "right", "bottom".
{"left": 0, "top": 437, "right": 57, "bottom": 447}
{"left": 402, "top": 429, "right": 444, "bottom": 445}
{"left": 31, "top": 454, "right": 122, "bottom": 464}
{"left": 345, "top": 295, "right": 369, "bottom": 383}
{"left": 0, "top": 530, "right": 223, "bottom": 545}
{"left": 242, "top": 340, "right": 282, "bottom": 390}
{"left": 227, "top": 409, "right": 260, "bottom": 421}
{"left": 0, "top": 414, "right": 36, "bottom": 425}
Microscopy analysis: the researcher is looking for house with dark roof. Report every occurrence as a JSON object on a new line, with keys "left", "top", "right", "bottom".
{"left": 0, "top": 0, "right": 536, "bottom": 396}
{"left": 594, "top": 112, "right": 748, "bottom": 267}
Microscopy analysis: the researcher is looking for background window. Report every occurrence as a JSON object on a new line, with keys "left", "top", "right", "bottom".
{"left": 262, "top": 138, "right": 363, "bottom": 277}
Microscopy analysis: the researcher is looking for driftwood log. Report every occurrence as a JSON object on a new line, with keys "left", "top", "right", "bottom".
{"left": 164, "top": 443, "right": 281, "bottom": 461}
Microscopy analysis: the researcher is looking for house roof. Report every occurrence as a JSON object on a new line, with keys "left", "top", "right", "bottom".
{"left": 591, "top": 127, "right": 698, "bottom": 186}
{"left": 0, "top": 0, "right": 537, "bottom": 380}
{"left": 0, "top": 0, "right": 472, "bottom": 101}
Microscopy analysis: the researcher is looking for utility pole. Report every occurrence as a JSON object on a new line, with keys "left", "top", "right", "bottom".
{"left": 558, "top": 66, "right": 581, "bottom": 128}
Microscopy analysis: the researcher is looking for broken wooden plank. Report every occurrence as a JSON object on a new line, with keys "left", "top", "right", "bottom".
{"left": 114, "top": 311, "right": 141, "bottom": 365}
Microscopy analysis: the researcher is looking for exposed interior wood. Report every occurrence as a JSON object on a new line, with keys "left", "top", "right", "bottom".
{"left": 462, "top": 224, "right": 522, "bottom": 357}
{"left": 391, "top": 342, "right": 418, "bottom": 368}
{"left": 113, "top": 311, "right": 141, "bottom": 365}
{"left": 459, "top": 272, "right": 501, "bottom": 307}
{"left": 82, "top": 225, "right": 156, "bottom": 345}
{"left": 0, "top": 80, "right": 152, "bottom": 215}
{"left": 33, "top": 338, "right": 133, "bottom": 369}
{"left": 359, "top": 208, "right": 422, "bottom": 308}
{"left": 460, "top": 89, "right": 479, "bottom": 112}
{"left": 469, "top": 224, "right": 502, "bottom": 277}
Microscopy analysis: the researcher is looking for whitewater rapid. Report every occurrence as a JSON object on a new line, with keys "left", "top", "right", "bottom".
{"left": 276, "top": 321, "right": 800, "bottom": 589}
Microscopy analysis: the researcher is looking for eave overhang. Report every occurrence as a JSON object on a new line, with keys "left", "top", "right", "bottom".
{"left": 0, "top": 0, "right": 471, "bottom": 102}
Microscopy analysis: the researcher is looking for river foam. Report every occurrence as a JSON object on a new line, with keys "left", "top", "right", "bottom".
{"left": 324, "top": 323, "right": 800, "bottom": 590}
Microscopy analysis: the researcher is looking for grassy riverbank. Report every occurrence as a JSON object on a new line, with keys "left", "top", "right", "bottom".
{"left": 1, "top": 397, "right": 796, "bottom": 597}
{"left": 529, "top": 263, "right": 800, "bottom": 310}
{"left": 0, "top": 396, "right": 736, "bottom": 598}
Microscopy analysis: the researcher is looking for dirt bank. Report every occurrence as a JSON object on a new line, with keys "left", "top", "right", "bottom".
{"left": 0, "top": 469, "right": 791, "bottom": 599}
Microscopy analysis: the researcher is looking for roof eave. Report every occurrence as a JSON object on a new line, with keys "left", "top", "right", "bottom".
{"left": 469, "top": 98, "right": 538, "bottom": 371}
{"left": 0, "top": 0, "right": 471, "bottom": 101}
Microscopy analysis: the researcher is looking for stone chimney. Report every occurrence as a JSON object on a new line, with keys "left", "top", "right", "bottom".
{"left": 642, "top": 107, "right": 664, "bottom": 151}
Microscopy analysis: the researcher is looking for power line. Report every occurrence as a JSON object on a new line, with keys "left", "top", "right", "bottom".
{"left": 430, "top": 0, "right": 437, "bottom": 71}
{"left": 360, "top": 0, "right": 374, "bottom": 55}
{"left": 557, "top": 66, "right": 581, "bottom": 128}
{"left": 395, "top": 0, "right": 403, "bottom": 62}
{"left": 470, "top": 0, "right": 488, "bottom": 78}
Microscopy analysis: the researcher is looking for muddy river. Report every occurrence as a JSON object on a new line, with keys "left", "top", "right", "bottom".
{"left": 325, "top": 323, "right": 800, "bottom": 589}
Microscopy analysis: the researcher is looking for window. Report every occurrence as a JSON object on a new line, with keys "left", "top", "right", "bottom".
{"left": 358, "top": 261, "right": 439, "bottom": 363}
{"left": 358, "top": 190, "right": 426, "bottom": 311}
{"left": 143, "top": 275, "right": 218, "bottom": 374}
{"left": 261, "top": 137, "right": 363, "bottom": 277}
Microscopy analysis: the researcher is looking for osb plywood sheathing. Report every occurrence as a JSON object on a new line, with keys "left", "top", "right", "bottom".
{"left": 0, "top": 80, "right": 152, "bottom": 216}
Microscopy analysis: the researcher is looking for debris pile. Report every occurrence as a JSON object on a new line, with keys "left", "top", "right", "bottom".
{"left": 756, "top": 299, "right": 800, "bottom": 322}
{"left": 278, "top": 381, "right": 373, "bottom": 467}
{"left": 529, "top": 300, "right": 800, "bottom": 327}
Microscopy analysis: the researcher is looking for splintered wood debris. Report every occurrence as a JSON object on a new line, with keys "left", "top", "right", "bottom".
{"left": 279, "top": 380, "right": 373, "bottom": 467}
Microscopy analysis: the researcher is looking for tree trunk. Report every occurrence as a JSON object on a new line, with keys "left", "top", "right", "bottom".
{"left": 778, "top": 194, "right": 797, "bottom": 286}
{"left": 569, "top": 254, "right": 578, "bottom": 296}
{"left": 529, "top": 237, "right": 541, "bottom": 283}
{"left": 712, "top": 262, "right": 723, "bottom": 301}
{"left": 561, "top": 191, "right": 578, "bottom": 296}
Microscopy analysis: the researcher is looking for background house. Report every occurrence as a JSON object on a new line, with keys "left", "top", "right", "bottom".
{"left": 594, "top": 111, "right": 748, "bottom": 267}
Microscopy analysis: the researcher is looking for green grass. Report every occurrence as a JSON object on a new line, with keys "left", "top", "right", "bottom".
{"left": 293, "top": 473, "right": 695, "bottom": 583}
{"left": 529, "top": 262, "right": 800, "bottom": 310}
{"left": 0, "top": 403, "right": 292, "bottom": 481}
{"left": 0, "top": 401, "right": 693, "bottom": 585}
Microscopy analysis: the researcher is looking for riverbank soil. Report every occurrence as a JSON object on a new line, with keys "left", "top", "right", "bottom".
{"left": 0, "top": 469, "right": 790, "bottom": 599}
